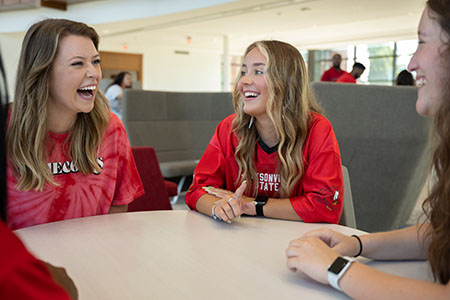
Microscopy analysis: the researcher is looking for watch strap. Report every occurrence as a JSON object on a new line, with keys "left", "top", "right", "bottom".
{"left": 327, "top": 256, "right": 354, "bottom": 291}
{"left": 255, "top": 195, "right": 269, "bottom": 216}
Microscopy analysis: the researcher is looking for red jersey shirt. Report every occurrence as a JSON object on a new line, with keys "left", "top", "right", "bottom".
{"left": 321, "top": 67, "right": 344, "bottom": 82}
{"left": 185, "top": 113, "right": 344, "bottom": 223}
{"left": 337, "top": 72, "right": 357, "bottom": 83}
{"left": 7, "top": 113, "right": 144, "bottom": 229}
{"left": 0, "top": 222, "right": 70, "bottom": 299}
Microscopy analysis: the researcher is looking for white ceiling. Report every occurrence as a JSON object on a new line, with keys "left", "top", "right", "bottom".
{"left": 0, "top": 0, "right": 427, "bottom": 54}
{"left": 93, "top": 0, "right": 426, "bottom": 54}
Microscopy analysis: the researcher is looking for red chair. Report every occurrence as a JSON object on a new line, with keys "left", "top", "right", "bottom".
{"left": 128, "top": 146, "right": 173, "bottom": 211}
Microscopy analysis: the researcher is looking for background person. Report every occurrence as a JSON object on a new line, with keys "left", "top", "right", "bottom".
{"left": 321, "top": 53, "right": 344, "bottom": 82}
{"left": 286, "top": 1, "right": 450, "bottom": 298}
{"left": 104, "top": 71, "right": 132, "bottom": 119}
{"left": 336, "top": 62, "right": 366, "bottom": 83}
{"left": 396, "top": 69, "right": 415, "bottom": 86}
{"left": 6, "top": 19, "right": 144, "bottom": 230}
{"left": 185, "top": 40, "right": 344, "bottom": 224}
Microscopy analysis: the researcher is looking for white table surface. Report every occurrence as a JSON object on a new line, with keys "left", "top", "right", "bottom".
{"left": 15, "top": 211, "right": 433, "bottom": 300}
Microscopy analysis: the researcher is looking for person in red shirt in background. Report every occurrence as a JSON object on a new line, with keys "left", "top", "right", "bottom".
{"left": 337, "top": 62, "right": 366, "bottom": 83}
{"left": 0, "top": 52, "right": 77, "bottom": 299}
{"left": 321, "top": 53, "right": 344, "bottom": 81}
{"left": 185, "top": 40, "right": 344, "bottom": 224}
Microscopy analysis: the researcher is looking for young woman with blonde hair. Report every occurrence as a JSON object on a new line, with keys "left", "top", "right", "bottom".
{"left": 6, "top": 19, "right": 144, "bottom": 229}
{"left": 185, "top": 40, "right": 344, "bottom": 223}
{"left": 286, "top": 1, "right": 450, "bottom": 298}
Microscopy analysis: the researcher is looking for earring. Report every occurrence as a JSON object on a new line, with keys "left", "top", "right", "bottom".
{"left": 248, "top": 116, "right": 254, "bottom": 129}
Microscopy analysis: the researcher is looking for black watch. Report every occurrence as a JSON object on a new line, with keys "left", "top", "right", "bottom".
{"left": 254, "top": 195, "right": 269, "bottom": 216}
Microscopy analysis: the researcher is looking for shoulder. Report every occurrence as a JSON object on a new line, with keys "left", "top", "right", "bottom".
{"left": 210, "top": 114, "right": 236, "bottom": 147}
{"left": 310, "top": 112, "right": 332, "bottom": 130}
{"left": 216, "top": 114, "right": 236, "bottom": 133}
{"left": 103, "top": 112, "right": 127, "bottom": 137}
{"left": 305, "top": 113, "right": 339, "bottom": 153}
{"left": 106, "top": 84, "right": 121, "bottom": 92}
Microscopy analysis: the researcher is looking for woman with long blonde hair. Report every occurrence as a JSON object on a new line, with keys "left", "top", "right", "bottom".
{"left": 6, "top": 19, "right": 144, "bottom": 229}
{"left": 185, "top": 40, "right": 344, "bottom": 223}
{"left": 286, "top": 1, "right": 450, "bottom": 298}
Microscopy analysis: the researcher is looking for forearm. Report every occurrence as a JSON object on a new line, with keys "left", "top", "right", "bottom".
{"left": 340, "top": 262, "right": 449, "bottom": 300}
{"left": 196, "top": 194, "right": 219, "bottom": 217}
{"left": 360, "top": 224, "right": 429, "bottom": 260}
{"left": 263, "top": 198, "right": 302, "bottom": 221}
{"left": 108, "top": 204, "right": 128, "bottom": 214}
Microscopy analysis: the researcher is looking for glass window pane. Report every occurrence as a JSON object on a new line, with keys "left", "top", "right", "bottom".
{"left": 313, "top": 48, "right": 347, "bottom": 81}
{"left": 397, "top": 39, "right": 418, "bottom": 56}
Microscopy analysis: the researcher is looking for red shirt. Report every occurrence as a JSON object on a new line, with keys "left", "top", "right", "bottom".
{"left": 185, "top": 113, "right": 344, "bottom": 223}
{"left": 321, "top": 67, "right": 344, "bottom": 82}
{"left": 0, "top": 222, "right": 71, "bottom": 299}
{"left": 337, "top": 72, "right": 356, "bottom": 83}
{"left": 7, "top": 113, "right": 144, "bottom": 229}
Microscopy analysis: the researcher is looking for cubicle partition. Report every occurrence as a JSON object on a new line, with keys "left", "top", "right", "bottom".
{"left": 122, "top": 90, "right": 234, "bottom": 190}
{"left": 312, "top": 82, "right": 429, "bottom": 232}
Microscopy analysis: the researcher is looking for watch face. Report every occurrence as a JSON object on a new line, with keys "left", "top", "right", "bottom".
{"left": 328, "top": 257, "right": 348, "bottom": 274}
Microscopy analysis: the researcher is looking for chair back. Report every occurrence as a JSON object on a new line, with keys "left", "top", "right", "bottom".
{"left": 128, "top": 146, "right": 172, "bottom": 211}
{"left": 339, "top": 166, "right": 357, "bottom": 228}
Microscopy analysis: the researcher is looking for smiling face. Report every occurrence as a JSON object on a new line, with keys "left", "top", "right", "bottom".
{"left": 408, "top": 7, "right": 449, "bottom": 117}
{"left": 48, "top": 34, "right": 101, "bottom": 131}
{"left": 122, "top": 73, "right": 132, "bottom": 88}
{"left": 238, "top": 47, "right": 269, "bottom": 119}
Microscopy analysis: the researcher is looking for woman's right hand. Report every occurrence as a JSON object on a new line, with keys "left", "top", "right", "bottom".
{"left": 208, "top": 181, "right": 253, "bottom": 223}
{"left": 303, "top": 228, "right": 362, "bottom": 257}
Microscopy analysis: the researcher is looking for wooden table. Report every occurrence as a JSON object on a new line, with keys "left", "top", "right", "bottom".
{"left": 15, "top": 211, "right": 433, "bottom": 299}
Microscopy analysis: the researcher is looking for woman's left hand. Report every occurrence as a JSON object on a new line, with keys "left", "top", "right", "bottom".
{"left": 285, "top": 236, "right": 339, "bottom": 285}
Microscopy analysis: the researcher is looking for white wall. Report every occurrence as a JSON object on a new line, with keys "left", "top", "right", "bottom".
{"left": 0, "top": 34, "right": 23, "bottom": 101}
{"left": 141, "top": 47, "right": 222, "bottom": 92}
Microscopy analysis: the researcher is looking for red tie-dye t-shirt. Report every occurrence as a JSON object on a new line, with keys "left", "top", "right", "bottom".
{"left": 6, "top": 113, "right": 144, "bottom": 230}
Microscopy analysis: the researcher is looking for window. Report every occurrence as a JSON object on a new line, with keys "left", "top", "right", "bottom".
{"left": 312, "top": 39, "right": 418, "bottom": 85}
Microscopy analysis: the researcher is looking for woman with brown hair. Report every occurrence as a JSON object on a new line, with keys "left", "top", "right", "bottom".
{"left": 185, "top": 40, "right": 344, "bottom": 223}
{"left": 286, "top": 0, "right": 450, "bottom": 298}
{"left": 6, "top": 19, "right": 144, "bottom": 229}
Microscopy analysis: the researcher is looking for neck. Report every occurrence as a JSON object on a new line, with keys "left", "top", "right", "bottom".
{"left": 255, "top": 115, "right": 279, "bottom": 148}
{"left": 47, "top": 108, "right": 77, "bottom": 133}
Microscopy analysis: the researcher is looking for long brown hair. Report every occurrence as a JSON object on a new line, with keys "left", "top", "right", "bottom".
{"left": 232, "top": 40, "right": 322, "bottom": 197}
{"left": 422, "top": 0, "right": 450, "bottom": 284}
{"left": 7, "top": 19, "right": 110, "bottom": 191}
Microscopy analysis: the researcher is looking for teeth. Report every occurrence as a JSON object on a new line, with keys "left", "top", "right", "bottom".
{"left": 79, "top": 86, "right": 96, "bottom": 91}
{"left": 244, "top": 92, "right": 259, "bottom": 97}
{"left": 416, "top": 78, "right": 426, "bottom": 87}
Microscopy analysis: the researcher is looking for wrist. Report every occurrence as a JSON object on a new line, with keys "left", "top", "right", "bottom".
{"left": 351, "top": 235, "right": 363, "bottom": 257}
{"left": 327, "top": 256, "right": 354, "bottom": 291}
{"left": 254, "top": 195, "right": 269, "bottom": 216}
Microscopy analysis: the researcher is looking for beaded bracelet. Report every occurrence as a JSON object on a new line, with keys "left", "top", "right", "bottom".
{"left": 351, "top": 235, "right": 363, "bottom": 257}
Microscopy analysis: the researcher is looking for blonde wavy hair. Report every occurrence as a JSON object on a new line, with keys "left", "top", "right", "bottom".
{"left": 232, "top": 40, "right": 322, "bottom": 197}
{"left": 7, "top": 19, "right": 110, "bottom": 191}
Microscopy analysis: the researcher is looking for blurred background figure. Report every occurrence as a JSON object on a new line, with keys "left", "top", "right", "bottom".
{"left": 104, "top": 71, "right": 132, "bottom": 119}
{"left": 396, "top": 69, "right": 415, "bottom": 86}
{"left": 337, "top": 62, "right": 366, "bottom": 83}
{"left": 321, "top": 54, "right": 344, "bottom": 82}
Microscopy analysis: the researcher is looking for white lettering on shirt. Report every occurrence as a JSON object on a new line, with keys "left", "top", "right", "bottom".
{"left": 48, "top": 157, "right": 103, "bottom": 175}
{"left": 257, "top": 172, "right": 280, "bottom": 192}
